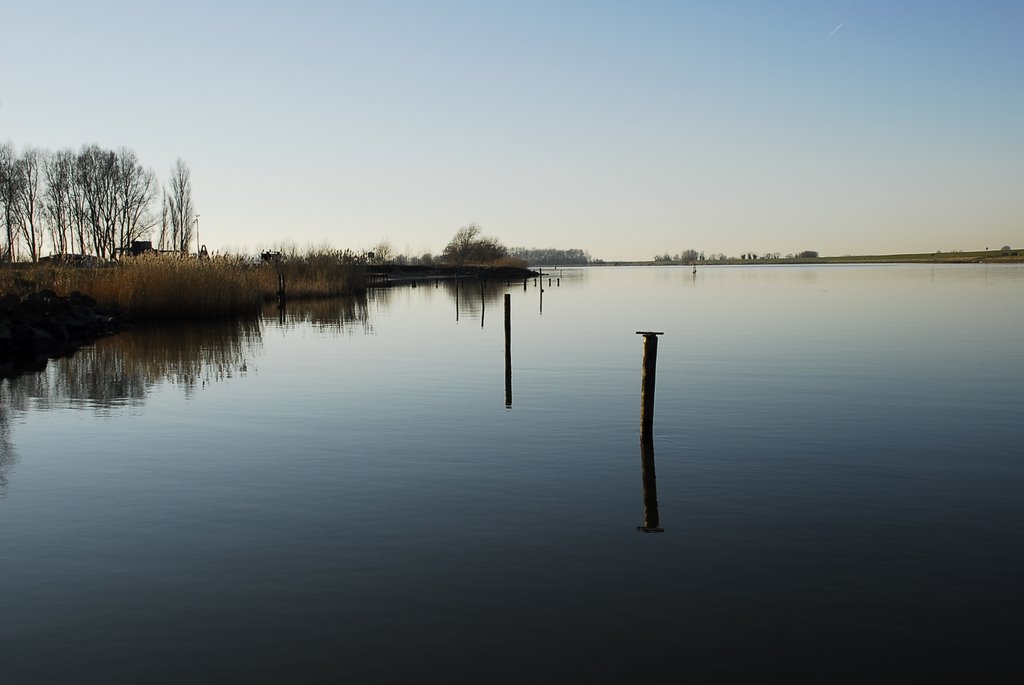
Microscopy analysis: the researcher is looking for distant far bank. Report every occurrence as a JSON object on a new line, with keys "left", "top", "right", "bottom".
{"left": 595, "top": 248, "right": 1024, "bottom": 267}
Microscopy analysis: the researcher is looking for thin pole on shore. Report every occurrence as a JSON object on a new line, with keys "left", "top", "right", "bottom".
{"left": 504, "top": 293, "right": 512, "bottom": 408}
{"left": 636, "top": 331, "right": 663, "bottom": 441}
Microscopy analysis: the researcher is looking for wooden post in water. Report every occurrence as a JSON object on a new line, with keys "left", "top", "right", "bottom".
{"left": 504, "top": 294, "right": 512, "bottom": 408}
{"left": 277, "top": 273, "right": 286, "bottom": 309}
{"left": 636, "top": 331, "right": 663, "bottom": 441}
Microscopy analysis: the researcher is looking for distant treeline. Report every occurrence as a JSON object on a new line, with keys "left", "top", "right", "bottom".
{"left": 0, "top": 141, "right": 196, "bottom": 263}
{"left": 508, "top": 247, "right": 591, "bottom": 265}
{"left": 654, "top": 249, "right": 819, "bottom": 262}
{"left": 374, "top": 228, "right": 591, "bottom": 267}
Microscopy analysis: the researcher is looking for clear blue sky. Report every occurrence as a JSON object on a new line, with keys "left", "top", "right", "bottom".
{"left": 2, "top": 0, "right": 1021, "bottom": 260}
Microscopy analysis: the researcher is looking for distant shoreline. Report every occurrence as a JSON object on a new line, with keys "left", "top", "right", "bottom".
{"left": 594, "top": 249, "right": 1024, "bottom": 267}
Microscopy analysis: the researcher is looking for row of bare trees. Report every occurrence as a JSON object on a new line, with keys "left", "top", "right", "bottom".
{"left": 0, "top": 142, "right": 194, "bottom": 262}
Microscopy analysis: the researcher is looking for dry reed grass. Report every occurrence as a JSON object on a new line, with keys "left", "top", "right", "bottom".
{"left": 490, "top": 256, "right": 529, "bottom": 268}
{"left": 0, "top": 249, "right": 367, "bottom": 319}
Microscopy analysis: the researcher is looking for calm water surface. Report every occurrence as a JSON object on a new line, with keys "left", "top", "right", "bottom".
{"left": 1, "top": 265, "right": 1022, "bottom": 681}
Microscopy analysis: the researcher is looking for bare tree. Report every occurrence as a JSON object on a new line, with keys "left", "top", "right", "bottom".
{"left": 44, "top": 149, "right": 76, "bottom": 256}
{"left": 17, "top": 147, "right": 46, "bottom": 261}
{"left": 160, "top": 159, "right": 194, "bottom": 254}
{"left": 76, "top": 145, "right": 120, "bottom": 259}
{"left": 371, "top": 240, "right": 394, "bottom": 265}
{"left": 113, "top": 148, "right": 157, "bottom": 253}
{"left": 0, "top": 142, "right": 23, "bottom": 262}
{"left": 441, "top": 223, "right": 508, "bottom": 266}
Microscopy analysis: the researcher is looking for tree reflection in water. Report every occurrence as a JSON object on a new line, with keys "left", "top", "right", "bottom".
{"left": 0, "top": 318, "right": 262, "bottom": 414}
{"left": 0, "top": 401, "right": 13, "bottom": 497}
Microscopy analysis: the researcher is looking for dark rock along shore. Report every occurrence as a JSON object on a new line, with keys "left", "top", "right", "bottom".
{"left": 0, "top": 290, "right": 127, "bottom": 379}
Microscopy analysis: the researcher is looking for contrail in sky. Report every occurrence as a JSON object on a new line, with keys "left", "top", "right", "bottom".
{"left": 824, "top": 21, "right": 844, "bottom": 42}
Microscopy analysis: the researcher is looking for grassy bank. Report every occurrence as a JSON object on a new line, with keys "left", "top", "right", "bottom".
{"left": 0, "top": 251, "right": 367, "bottom": 319}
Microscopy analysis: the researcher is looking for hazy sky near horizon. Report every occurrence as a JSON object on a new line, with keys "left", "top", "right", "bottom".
{"left": 2, "top": 0, "right": 1021, "bottom": 260}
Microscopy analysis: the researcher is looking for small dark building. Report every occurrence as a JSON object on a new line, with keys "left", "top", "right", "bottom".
{"left": 129, "top": 241, "right": 154, "bottom": 256}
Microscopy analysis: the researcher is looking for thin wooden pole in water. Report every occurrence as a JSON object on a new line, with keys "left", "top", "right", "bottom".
{"left": 277, "top": 273, "right": 286, "bottom": 309}
{"left": 636, "top": 331, "right": 663, "bottom": 441}
{"left": 504, "top": 294, "right": 512, "bottom": 408}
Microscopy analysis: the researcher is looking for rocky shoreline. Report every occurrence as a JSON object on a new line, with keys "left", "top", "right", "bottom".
{"left": 0, "top": 290, "right": 128, "bottom": 379}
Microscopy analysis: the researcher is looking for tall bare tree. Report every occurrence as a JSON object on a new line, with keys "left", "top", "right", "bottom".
{"left": 113, "top": 148, "right": 157, "bottom": 253}
{"left": 160, "top": 159, "right": 194, "bottom": 254}
{"left": 17, "top": 147, "right": 46, "bottom": 261}
{"left": 44, "top": 148, "right": 76, "bottom": 256}
{"left": 0, "top": 142, "right": 23, "bottom": 262}
{"left": 76, "top": 145, "right": 120, "bottom": 259}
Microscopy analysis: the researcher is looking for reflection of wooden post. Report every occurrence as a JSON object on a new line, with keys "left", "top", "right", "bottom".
{"left": 504, "top": 294, "right": 512, "bottom": 408}
{"left": 455, "top": 278, "right": 460, "bottom": 322}
{"left": 277, "top": 273, "right": 286, "bottom": 309}
{"left": 636, "top": 331, "right": 663, "bottom": 440}
{"left": 637, "top": 437, "right": 664, "bottom": 532}
{"left": 481, "top": 280, "right": 485, "bottom": 328}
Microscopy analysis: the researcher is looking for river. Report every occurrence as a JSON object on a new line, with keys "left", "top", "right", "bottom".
{"left": 1, "top": 264, "right": 1022, "bottom": 681}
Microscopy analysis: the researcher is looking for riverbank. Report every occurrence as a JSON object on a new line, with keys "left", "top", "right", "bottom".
{"left": 367, "top": 264, "right": 539, "bottom": 287}
{"left": 0, "top": 290, "right": 128, "bottom": 379}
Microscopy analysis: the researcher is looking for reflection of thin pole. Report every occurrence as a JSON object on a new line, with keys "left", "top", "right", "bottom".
{"left": 481, "top": 280, "right": 485, "bottom": 328}
{"left": 455, "top": 277, "right": 459, "bottom": 322}
{"left": 637, "top": 437, "right": 664, "bottom": 532}
{"left": 636, "top": 331, "right": 663, "bottom": 441}
{"left": 539, "top": 268, "right": 544, "bottom": 314}
{"left": 504, "top": 294, "right": 512, "bottom": 408}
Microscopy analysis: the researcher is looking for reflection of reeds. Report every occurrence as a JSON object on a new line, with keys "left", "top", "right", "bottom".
{"left": 0, "top": 251, "right": 366, "bottom": 319}
{"left": 104, "top": 318, "right": 263, "bottom": 387}
{"left": 0, "top": 399, "right": 14, "bottom": 497}
{"left": 440, "top": 278, "right": 511, "bottom": 320}
{"left": 264, "top": 293, "right": 371, "bottom": 334}
{"left": 1, "top": 318, "right": 262, "bottom": 412}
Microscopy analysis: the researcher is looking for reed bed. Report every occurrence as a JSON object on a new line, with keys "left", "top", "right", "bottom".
{"left": 490, "top": 256, "right": 529, "bottom": 269}
{"left": 0, "top": 249, "right": 367, "bottom": 320}
{"left": 261, "top": 249, "right": 367, "bottom": 300}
